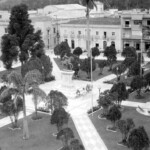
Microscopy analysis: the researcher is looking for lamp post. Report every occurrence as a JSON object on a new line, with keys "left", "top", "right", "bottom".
{"left": 54, "top": 15, "right": 60, "bottom": 45}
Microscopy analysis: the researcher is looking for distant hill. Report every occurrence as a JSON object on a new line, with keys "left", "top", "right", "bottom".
{"left": 0, "top": 0, "right": 150, "bottom": 11}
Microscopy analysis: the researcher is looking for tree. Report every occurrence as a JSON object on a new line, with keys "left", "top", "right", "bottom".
{"left": 73, "top": 47, "right": 82, "bottom": 58}
{"left": 104, "top": 44, "right": 117, "bottom": 71}
{"left": 91, "top": 47, "right": 100, "bottom": 58}
{"left": 106, "top": 105, "right": 121, "bottom": 131}
{"left": 98, "top": 60, "right": 107, "bottom": 75}
{"left": 1, "top": 4, "right": 45, "bottom": 68}
{"left": 21, "top": 56, "right": 44, "bottom": 78}
{"left": 116, "top": 118, "right": 135, "bottom": 146}
{"left": 127, "top": 126, "right": 150, "bottom": 150}
{"left": 70, "top": 55, "right": 80, "bottom": 77}
{"left": 51, "top": 108, "right": 69, "bottom": 134}
{"left": 48, "top": 90, "right": 68, "bottom": 113}
{"left": 70, "top": 139, "right": 85, "bottom": 150}
{"left": 144, "top": 72, "right": 150, "bottom": 89}
{"left": 122, "top": 57, "right": 135, "bottom": 69}
{"left": 57, "top": 127, "right": 74, "bottom": 148}
{"left": 1, "top": 93, "right": 23, "bottom": 129}
{"left": 128, "top": 61, "right": 140, "bottom": 77}
{"left": 58, "top": 41, "right": 71, "bottom": 59}
{"left": 80, "top": 57, "right": 96, "bottom": 79}
{"left": 110, "top": 82, "right": 129, "bottom": 107}
{"left": 122, "top": 46, "right": 137, "bottom": 60}
{"left": 1, "top": 34, "right": 18, "bottom": 69}
{"left": 40, "top": 54, "right": 53, "bottom": 80}
{"left": 112, "top": 64, "right": 126, "bottom": 81}
{"left": 0, "top": 69, "right": 43, "bottom": 139}
{"left": 130, "top": 75, "right": 145, "bottom": 98}
{"left": 28, "top": 86, "right": 46, "bottom": 120}
{"left": 97, "top": 92, "right": 113, "bottom": 117}
{"left": 80, "top": 0, "right": 97, "bottom": 57}
{"left": 54, "top": 44, "right": 61, "bottom": 58}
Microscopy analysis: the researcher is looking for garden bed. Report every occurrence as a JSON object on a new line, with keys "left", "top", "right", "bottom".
{"left": 0, "top": 113, "right": 82, "bottom": 150}
{"left": 54, "top": 58, "right": 122, "bottom": 81}
{"left": 90, "top": 107, "right": 150, "bottom": 150}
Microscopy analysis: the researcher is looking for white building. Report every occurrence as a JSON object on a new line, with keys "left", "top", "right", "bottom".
{"left": 0, "top": 11, "right": 9, "bottom": 50}
{"left": 59, "top": 17, "right": 121, "bottom": 52}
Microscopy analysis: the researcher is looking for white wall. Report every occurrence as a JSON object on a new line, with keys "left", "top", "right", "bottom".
{"left": 60, "top": 24, "right": 121, "bottom": 52}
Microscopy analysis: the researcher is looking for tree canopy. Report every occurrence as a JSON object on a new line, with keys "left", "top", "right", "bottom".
{"left": 1, "top": 4, "right": 45, "bottom": 68}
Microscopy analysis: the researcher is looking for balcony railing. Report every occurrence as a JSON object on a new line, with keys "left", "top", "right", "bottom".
{"left": 63, "top": 34, "right": 68, "bottom": 38}
{"left": 110, "top": 36, "right": 116, "bottom": 40}
{"left": 123, "top": 24, "right": 131, "bottom": 28}
{"left": 70, "top": 33, "right": 75, "bottom": 38}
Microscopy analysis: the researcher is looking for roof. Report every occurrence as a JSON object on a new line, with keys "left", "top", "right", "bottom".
{"left": 49, "top": 9, "right": 86, "bottom": 19}
{"left": 63, "top": 17, "right": 121, "bottom": 25}
{"left": 30, "top": 15, "right": 52, "bottom": 22}
{"left": 44, "top": 4, "right": 85, "bottom": 11}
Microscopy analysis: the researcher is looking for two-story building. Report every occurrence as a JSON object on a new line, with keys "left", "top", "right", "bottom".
{"left": 59, "top": 17, "right": 121, "bottom": 52}
{"left": 121, "top": 11, "right": 150, "bottom": 52}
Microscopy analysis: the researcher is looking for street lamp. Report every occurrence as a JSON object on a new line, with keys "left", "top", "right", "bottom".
{"left": 54, "top": 15, "right": 60, "bottom": 45}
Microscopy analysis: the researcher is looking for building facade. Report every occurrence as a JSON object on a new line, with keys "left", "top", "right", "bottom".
{"left": 121, "top": 12, "right": 150, "bottom": 51}
{"left": 59, "top": 17, "right": 121, "bottom": 52}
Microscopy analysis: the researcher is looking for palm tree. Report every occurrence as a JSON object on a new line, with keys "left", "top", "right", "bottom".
{"left": 1, "top": 69, "right": 43, "bottom": 139}
{"left": 48, "top": 90, "right": 68, "bottom": 113}
{"left": 80, "top": 0, "right": 97, "bottom": 57}
{"left": 28, "top": 85, "right": 46, "bottom": 120}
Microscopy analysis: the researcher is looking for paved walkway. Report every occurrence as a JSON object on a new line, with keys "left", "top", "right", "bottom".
{"left": 0, "top": 52, "right": 150, "bottom": 150}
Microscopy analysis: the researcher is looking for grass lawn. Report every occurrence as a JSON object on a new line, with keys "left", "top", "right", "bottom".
{"left": 54, "top": 58, "right": 122, "bottom": 81}
{"left": 128, "top": 90, "right": 150, "bottom": 103}
{"left": 90, "top": 107, "right": 150, "bottom": 150}
{"left": 0, "top": 113, "right": 81, "bottom": 150}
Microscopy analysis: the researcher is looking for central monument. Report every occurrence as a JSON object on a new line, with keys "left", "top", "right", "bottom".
{"left": 59, "top": 69, "right": 76, "bottom": 98}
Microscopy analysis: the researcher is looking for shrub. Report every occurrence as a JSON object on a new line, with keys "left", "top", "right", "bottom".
{"left": 73, "top": 47, "right": 82, "bottom": 57}
{"left": 87, "top": 105, "right": 101, "bottom": 114}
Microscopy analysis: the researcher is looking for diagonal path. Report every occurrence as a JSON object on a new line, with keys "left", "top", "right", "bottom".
{"left": 72, "top": 113, "right": 108, "bottom": 150}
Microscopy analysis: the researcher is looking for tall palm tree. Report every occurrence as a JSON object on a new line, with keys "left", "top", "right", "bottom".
{"left": 1, "top": 69, "right": 43, "bottom": 139}
{"left": 80, "top": 0, "right": 97, "bottom": 57}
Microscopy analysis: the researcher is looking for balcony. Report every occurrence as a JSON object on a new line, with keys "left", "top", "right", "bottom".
{"left": 94, "top": 35, "right": 100, "bottom": 40}
{"left": 70, "top": 33, "right": 75, "bottom": 39}
{"left": 123, "top": 24, "right": 131, "bottom": 28}
{"left": 63, "top": 33, "right": 68, "bottom": 38}
{"left": 122, "top": 34, "right": 131, "bottom": 39}
{"left": 77, "top": 34, "right": 83, "bottom": 39}
{"left": 110, "top": 36, "right": 116, "bottom": 40}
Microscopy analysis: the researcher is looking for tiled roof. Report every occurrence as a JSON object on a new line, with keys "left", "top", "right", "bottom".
{"left": 63, "top": 17, "right": 120, "bottom": 25}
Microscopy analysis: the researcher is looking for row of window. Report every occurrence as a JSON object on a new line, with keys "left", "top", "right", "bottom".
{"left": 64, "top": 38, "right": 115, "bottom": 50}
{"left": 124, "top": 20, "right": 150, "bottom": 27}
{"left": 64, "top": 30, "right": 115, "bottom": 37}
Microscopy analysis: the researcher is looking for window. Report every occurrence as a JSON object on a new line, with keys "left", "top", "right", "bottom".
{"left": 133, "top": 20, "right": 142, "bottom": 25}
{"left": 95, "top": 43, "right": 99, "bottom": 48}
{"left": 71, "top": 40, "right": 75, "bottom": 49}
{"left": 53, "top": 28, "right": 56, "bottom": 33}
{"left": 96, "top": 31, "right": 99, "bottom": 35}
{"left": 65, "top": 39, "right": 68, "bottom": 42}
{"left": 78, "top": 31, "right": 81, "bottom": 34}
{"left": 0, "top": 15, "right": 2, "bottom": 18}
{"left": 147, "top": 20, "right": 150, "bottom": 26}
{"left": 111, "top": 41, "right": 115, "bottom": 47}
{"left": 103, "top": 41, "right": 107, "bottom": 50}
{"left": 112, "top": 32, "right": 115, "bottom": 36}
{"left": 125, "top": 21, "right": 130, "bottom": 27}
{"left": 5, "top": 28, "right": 8, "bottom": 33}
{"left": 125, "top": 43, "right": 129, "bottom": 48}
{"left": 104, "top": 32, "right": 107, "bottom": 38}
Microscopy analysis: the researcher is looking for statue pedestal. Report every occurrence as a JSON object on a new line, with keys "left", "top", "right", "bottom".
{"left": 58, "top": 70, "right": 76, "bottom": 98}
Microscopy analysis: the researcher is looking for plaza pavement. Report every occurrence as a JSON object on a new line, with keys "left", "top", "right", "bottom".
{"left": 0, "top": 52, "right": 150, "bottom": 150}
